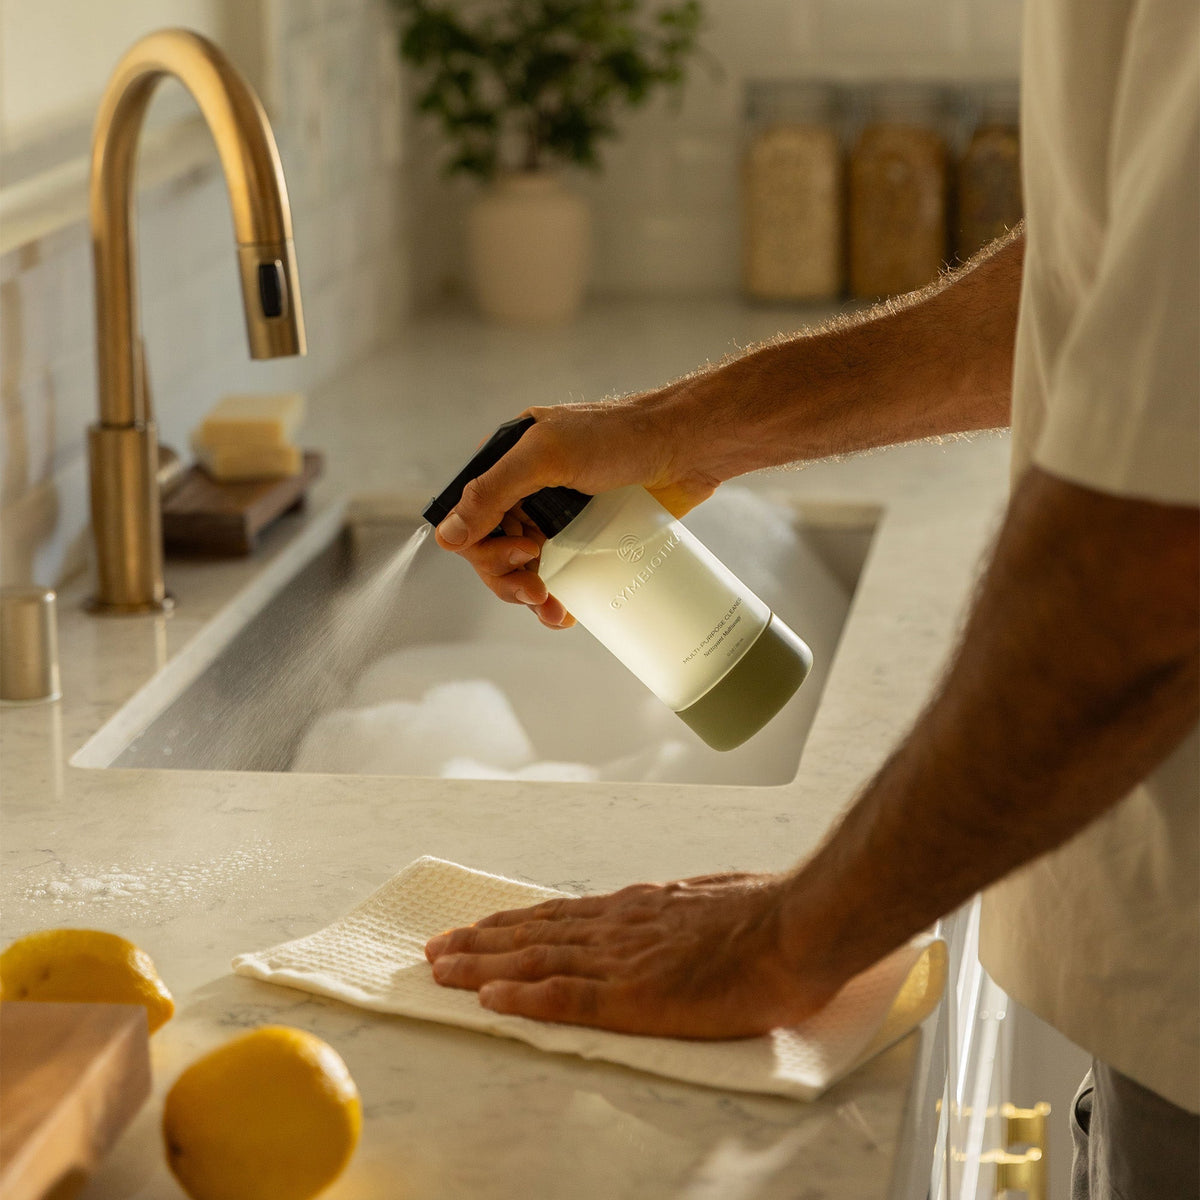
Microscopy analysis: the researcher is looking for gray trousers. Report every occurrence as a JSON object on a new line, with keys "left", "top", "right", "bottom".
{"left": 1070, "top": 1061, "right": 1200, "bottom": 1199}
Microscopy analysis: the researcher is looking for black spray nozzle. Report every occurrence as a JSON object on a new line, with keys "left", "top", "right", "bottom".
{"left": 423, "top": 416, "right": 592, "bottom": 539}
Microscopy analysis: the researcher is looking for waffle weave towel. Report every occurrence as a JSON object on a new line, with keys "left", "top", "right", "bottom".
{"left": 232, "top": 856, "right": 945, "bottom": 1100}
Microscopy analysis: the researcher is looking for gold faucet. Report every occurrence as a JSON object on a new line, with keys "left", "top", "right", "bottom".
{"left": 87, "top": 28, "right": 306, "bottom": 613}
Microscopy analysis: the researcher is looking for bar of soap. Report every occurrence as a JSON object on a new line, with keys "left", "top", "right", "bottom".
{"left": 197, "top": 393, "right": 305, "bottom": 447}
{"left": 191, "top": 434, "right": 303, "bottom": 481}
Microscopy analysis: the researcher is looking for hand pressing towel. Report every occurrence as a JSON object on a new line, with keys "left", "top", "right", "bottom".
{"left": 232, "top": 856, "right": 946, "bottom": 1101}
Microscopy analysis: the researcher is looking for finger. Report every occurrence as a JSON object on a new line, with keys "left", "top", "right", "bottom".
{"left": 456, "top": 556, "right": 549, "bottom": 606}
{"left": 500, "top": 512, "right": 526, "bottom": 539}
{"left": 459, "top": 537, "right": 540, "bottom": 579}
{"left": 436, "top": 424, "right": 568, "bottom": 551}
{"left": 432, "top": 944, "right": 608, "bottom": 989}
{"left": 529, "top": 595, "right": 576, "bottom": 629}
{"left": 477, "top": 976, "right": 610, "bottom": 1026}
{"left": 426, "top": 918, "right": 598, "bottom": 960}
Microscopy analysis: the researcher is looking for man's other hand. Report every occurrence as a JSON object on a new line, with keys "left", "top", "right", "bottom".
{"left": 424, "top": 872, "right": 840, "bottom": 1038}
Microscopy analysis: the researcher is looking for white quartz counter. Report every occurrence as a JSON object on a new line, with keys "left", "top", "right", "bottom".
{"left": 0, "top": 299, "right": 1011, "bottom": 1199}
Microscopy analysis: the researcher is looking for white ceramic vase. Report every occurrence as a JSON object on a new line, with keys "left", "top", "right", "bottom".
{"left": 467, "top": 172, "right": 591, "bottom": 326}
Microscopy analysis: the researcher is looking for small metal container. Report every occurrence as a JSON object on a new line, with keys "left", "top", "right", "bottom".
{"left": 0, "top": 587, "right": 62, "bottom": 704}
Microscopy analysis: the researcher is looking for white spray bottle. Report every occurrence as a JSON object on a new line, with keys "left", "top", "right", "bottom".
{"left": 425, "top": 417, "right": 812, "bottom": 750}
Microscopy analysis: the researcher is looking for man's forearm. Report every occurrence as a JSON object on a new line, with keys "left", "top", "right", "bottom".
{"left": 651, "top": 229, "right": 1025, "bottom": 484}
{"left": 782, "top": 466, "right": 1200, "bottom": 992}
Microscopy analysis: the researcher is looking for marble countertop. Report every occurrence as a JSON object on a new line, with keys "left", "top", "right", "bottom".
{"left": 0, "top": 299, "right": 1011, "bottom": 1199}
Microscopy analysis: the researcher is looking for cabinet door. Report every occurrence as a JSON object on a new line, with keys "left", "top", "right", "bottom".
{"left": 961, "top": 902, "right": 1013, "bottom": 1200}
{"left": 933, "top": 897, "right": 1088, "bottom": 1200}
{"left": 929, "top": 898, "right": 1013, "bottom": 1200}
{"left": 1006, "top": 1002, "right": 1090, "bottom": 1200}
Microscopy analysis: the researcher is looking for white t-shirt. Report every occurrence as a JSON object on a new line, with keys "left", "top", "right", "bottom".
{"left": 979, "top": 0, "right": 1199, "bottom": 1112}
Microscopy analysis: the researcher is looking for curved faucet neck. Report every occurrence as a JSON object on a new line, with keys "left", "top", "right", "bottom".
{"left": 90, "top": 27, "right": 303, "bottom": 428}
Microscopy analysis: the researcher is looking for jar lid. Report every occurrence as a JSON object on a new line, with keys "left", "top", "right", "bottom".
{"left": 745, "top": 80, "right": 838, "bottom": 126}
{"left": 865, "top": 81, "right": 947, "bottom": 126}
{"left": 974, "top": 79, "right": 1020, "bottom": 126}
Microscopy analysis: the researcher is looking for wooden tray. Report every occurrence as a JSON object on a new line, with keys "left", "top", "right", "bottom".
{"left": 0, "top": 1002, "right": 151, "bottom": 1200}
{"left": 163, "top": 450, "right": 323, "bottom": 556}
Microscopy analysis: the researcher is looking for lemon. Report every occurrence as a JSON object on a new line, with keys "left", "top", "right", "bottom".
{"left": 163, "top": 1025, "right": 361, "bottom": 1200}
{"left": 0, "top": 928, "right": 174, "bottom": 1032}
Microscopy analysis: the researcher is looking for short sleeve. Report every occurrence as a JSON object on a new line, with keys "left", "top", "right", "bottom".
{"left": 1035, "top": 0, "right": 1200, "bottom": 505}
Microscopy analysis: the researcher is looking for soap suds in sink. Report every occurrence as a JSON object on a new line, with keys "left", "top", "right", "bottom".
{"left": 290, "top": 675, "right": 693, "bottom": 783}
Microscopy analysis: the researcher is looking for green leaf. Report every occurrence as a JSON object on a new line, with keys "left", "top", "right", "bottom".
{"left": 392, "top": 0, "right": 706, "bottom": 178}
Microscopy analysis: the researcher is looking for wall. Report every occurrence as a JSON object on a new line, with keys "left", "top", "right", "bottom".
{"left": 1, "top": 0, "right": 245, "bottom": 159}
{"left": 406, "top": 0, "right": 1024, "bottom": 303}
{"left": 0, "top": 0, "right": 1023, "bottom": 587}
{"left": 0, "top": 0, "right": 409, "bottom": 588}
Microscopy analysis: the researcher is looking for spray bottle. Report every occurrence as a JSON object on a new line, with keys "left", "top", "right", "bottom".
{"left": 424, "top": 417, "right": 812, "bottom": 751}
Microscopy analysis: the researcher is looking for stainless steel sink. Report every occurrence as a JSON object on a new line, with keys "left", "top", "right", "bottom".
{"left": 75, "top": 490, "right": 879, "bottom": 787}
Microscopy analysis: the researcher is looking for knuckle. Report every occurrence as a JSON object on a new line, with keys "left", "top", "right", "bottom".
{"left": 618, "top": 883, "right": 657, "bottom": 899}
{"left": 433, "top": 954, "right": 462, "bottom": 983}
{"left": 468, "top": 553, "right": 505, "bottom": 581}
{"left": 459, "top": 475, "right": 491, "bottom": 511}
{"left": 477, "top": 571, "right": 522, "bottom": 603}
{"left": 479, "top": 552, "right": 517, "bottom": 580}
{"left": 516, "top": 945, "right": 549, "bottom": 975}
{"left": 525, "top": 425, "right": 568, "bottom": 479}
{"left": 615, "top": 925, "right": 657, "bottom": 951}
{"left": 445, "top": 928, "right": 476, "bottom": 954}
{"left": 541, "top": 976, "right": 576, "bottom": 1012}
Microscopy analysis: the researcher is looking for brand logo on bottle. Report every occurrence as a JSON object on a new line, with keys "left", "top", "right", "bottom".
{"left": 618, "top": 535, "right": 644, "bottom": 564}
{"left": 610, "top": 530, "right": 682, "bottom": 609}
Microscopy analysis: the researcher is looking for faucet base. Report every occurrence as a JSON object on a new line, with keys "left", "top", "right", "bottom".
{"left": 88, "top": 423, "right": 172, "bottom": 614}
{"left": 84, "top": 593, "right": 175, "bottom": 616}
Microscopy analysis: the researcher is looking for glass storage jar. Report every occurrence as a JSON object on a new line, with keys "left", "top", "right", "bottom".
{"left": 848, "top": 83, "right": 949, "bottom": 299}
{"left": 956, "top": 82, "right": 1022, "bottom": 261}
{"left": 742, "top": 81, "right": 843, "bottom": 302}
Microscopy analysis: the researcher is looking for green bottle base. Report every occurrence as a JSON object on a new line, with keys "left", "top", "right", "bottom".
{"left": 674, "top": 614, "right": 813, "bottom": 752}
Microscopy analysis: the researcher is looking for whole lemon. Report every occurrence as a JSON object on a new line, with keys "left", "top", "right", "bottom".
{"left": 0, "top": 928, "right": 174, "bottom": 1032}
{"left": 162, "top": 1025, "right": 362, "bottom": 1200}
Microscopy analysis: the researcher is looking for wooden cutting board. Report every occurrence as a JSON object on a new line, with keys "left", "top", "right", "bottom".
{"left": 162, "top": 449, "right": 323, "bottom": 556}
{"left": 0, "top": 1002, "right": 151, "bottom": 1200}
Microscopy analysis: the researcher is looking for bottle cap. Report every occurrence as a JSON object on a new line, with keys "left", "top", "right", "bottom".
{"left": 745, "top": 80, "right": 838, "bottom": 126}
{"left": 423, "top": 416, "right": 592, "bottom": 539}
{"left": 865, "top": 81, "right": 946, "bottom": 127}
{"left": 975, "top": 79, "right": 1020, "bottom": 127}
{"left": 0, "top": 586, "right": 61, "bottom": 704}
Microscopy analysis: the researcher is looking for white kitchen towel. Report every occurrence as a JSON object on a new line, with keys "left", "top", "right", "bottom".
{"left": 232, "top": 856, "right": 946, "bottom": 1101}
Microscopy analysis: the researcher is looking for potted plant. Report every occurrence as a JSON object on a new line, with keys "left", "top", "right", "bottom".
{"left": 391, "top": 0, "right": 704, "bottom": 325}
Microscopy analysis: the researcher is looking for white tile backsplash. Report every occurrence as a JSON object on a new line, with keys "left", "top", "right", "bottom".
{"left": 0, "top": 0, "right": 410, "bottom": 588}
{"left": 968, "top": 2, "right": 1025, "bottom": 58}
{"left": 816, "top": 0, "right": 966, "bottom": 60}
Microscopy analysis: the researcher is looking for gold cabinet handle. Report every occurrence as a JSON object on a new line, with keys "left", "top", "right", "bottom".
{"left": 982, "top": 1100, "right": 1050, "bottom": 1199}
{"left": 983, "top": 1147, "right": 1045, "bottom": 1200}
{"left": 1002, "top": 1101, "right": 1052, "bottom": 1152}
